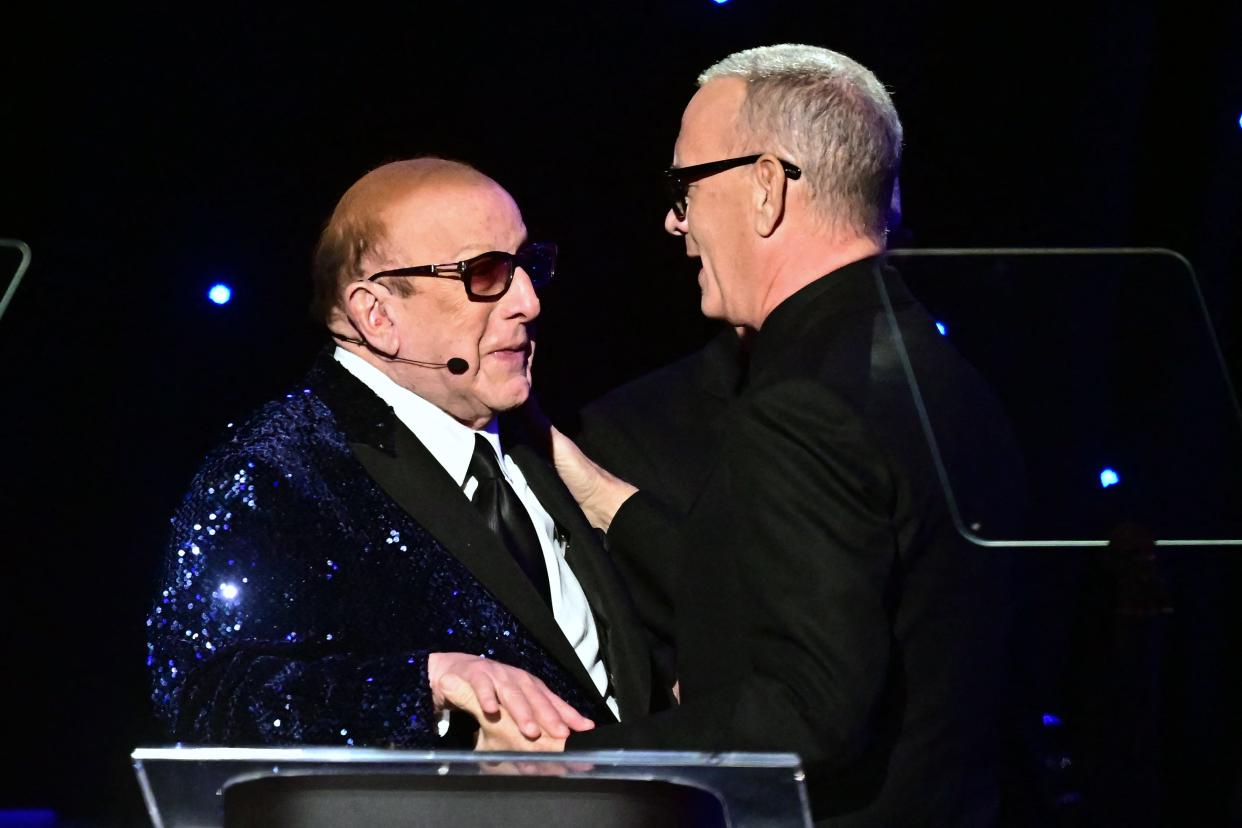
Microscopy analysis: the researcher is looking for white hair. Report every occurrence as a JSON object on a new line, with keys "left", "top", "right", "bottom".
{"left": 699, "top": 44, "right": 903, "bottom": 241}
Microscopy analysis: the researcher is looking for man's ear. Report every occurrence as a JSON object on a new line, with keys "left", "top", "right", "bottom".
{"left": 752, "top": 154, "right": 789, "bottom": 238}
{"left": 342, "top": 281, "right": 400, "bottom": 356}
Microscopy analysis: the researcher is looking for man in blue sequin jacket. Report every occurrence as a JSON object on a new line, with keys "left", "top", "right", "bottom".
{"left": 147, "top": 158, "right": 656, "bottom": 749}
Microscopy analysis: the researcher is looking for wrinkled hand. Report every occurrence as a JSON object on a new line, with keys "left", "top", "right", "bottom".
{"left": 546, "top": 425, "right": 637, "bottom": 532}
{"left": 428, "top": 652, "right": 594, "bottom": 740}
{"left": 438, "top": 670, "right": 579, "bottom": 752}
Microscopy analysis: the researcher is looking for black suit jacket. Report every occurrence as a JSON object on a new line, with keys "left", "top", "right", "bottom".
{"left": 570, "top": 257, "right": 1015, "bottom": 826}
{"left": 149, "top": 350, "right": 652, "bottom": 745}
{"left": 577, "top": 326, "right": 744, "bottom": 517}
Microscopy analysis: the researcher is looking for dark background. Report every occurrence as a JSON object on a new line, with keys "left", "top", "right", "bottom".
{"left": 1, "top": 1, "right": 1239, "bottom": 825}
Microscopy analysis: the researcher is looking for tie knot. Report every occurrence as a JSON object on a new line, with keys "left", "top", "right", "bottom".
{"left": 467, "top": 433, "right": 505, "bottom": 483}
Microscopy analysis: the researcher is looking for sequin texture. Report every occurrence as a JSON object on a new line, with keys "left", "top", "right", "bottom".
{"left": 147, "top": 351, "right": 604, "bottom": 746}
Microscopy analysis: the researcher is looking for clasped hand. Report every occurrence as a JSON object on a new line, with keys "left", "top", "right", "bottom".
{"left": 428, "top": 652, "right": 594, "bottom": 751}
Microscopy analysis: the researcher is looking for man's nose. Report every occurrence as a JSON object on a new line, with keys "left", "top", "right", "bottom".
{"left": 664, "top": 207, "right": 688, "bottom": 237}
{"left": 504, "top": 267, "right": 541, "bottom": 319}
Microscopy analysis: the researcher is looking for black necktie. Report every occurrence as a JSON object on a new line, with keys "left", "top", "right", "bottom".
{"left": 466, "top": 434, "right": 553, "bottom": 607}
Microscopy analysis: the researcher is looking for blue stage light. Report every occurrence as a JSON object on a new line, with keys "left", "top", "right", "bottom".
{"left": 1099, "top": 468, "right": 1120, "bottom": 488}
{"left": 208, "top": 283, "right": 233, "bottom": 305}
{"left": 1041, "top": 712, "right": 1064, "bottom": 728}
{"left": 935, "top": 321, "right": 947, "bottom": 336}
{"left": 712, "top": 0, "right": 730, "bottom": 4}
{"left": 0, "top": 811, "right": 57, "bottom": 827}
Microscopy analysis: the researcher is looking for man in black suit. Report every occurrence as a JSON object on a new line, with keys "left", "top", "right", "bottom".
{"left": 535, "top": 46, "right": 1015, "bottom": 825}
{"left": 148, "top": 158, "right": 654, "bottom": 750}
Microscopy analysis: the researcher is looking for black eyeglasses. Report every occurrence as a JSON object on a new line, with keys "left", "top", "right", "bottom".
{"left": 664, "top": 154, "right": 802, "bottom": 220}
{"left": 366, "top": 242, "right": 557, "bottom": 301}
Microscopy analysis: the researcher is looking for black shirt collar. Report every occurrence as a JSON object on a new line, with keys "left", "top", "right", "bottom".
{"left": 749, "top": 254, "right": 884, "bottom": 379}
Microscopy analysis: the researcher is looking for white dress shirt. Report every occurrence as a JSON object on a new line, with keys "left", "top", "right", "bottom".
{"left": 334, "top": 347, "right": 618, "bottom": 720}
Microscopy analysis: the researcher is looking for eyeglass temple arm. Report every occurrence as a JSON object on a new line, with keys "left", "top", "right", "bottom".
{"left": 368, "top": 264, "right": 466, "bottom": 282}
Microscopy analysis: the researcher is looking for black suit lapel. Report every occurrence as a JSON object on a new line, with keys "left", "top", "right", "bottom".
{"left": 310, "top": 354, "right": 609, "bottom": 712}
{"left": 509, "top": 443, "right": 652, "bottom": 723}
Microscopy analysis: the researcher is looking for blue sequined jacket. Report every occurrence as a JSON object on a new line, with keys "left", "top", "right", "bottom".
{"left": 148, "top": 350, "right": 652, "bottom": 746}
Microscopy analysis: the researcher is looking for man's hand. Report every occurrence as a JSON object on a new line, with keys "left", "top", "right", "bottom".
{"left": 439, "top": 672, "right": 570, "bottom": 752}
{"left": 428, "top": 652, "right": 594, "bottom": 740}
{"left": 516, "top": 396, "right": 636, "bottom": 531}
{"left": 546, "top": 426, "right": 637, "bottom": 532}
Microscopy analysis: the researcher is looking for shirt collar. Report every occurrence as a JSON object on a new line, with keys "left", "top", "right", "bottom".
{"left": 333, "top": 346, "right": 498, "bottom": 486}
{"left": 750, "top": 254, "right": 883, "bottom": 380}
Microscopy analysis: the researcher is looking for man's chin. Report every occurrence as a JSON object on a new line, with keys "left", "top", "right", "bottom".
{"left": 699, "top": 293, "right": 726, "bottom": 321}
{"left": 481, "top": 381, "right": 532, "bottom": 415}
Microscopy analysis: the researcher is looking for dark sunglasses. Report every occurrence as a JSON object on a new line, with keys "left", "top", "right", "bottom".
{"left": 664, "top": 154, "right": 802, "bottom": 221}
{"left": 366, "top": 242, "right": 557, "bottom": 301}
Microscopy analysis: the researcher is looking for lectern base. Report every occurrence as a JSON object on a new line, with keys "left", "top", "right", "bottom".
{"left": 224, "top": 773, "right": 726, "bottom": 828}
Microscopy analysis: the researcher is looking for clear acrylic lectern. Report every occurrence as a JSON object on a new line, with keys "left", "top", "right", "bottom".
{"left": 883, "top": 247, "right": 1242, "bottom": 547}
{"left": 132, "top": 747, "right": 811, "bottom": 827}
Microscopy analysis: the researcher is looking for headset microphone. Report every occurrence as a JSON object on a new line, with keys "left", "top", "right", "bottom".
{"left": 332, "top": 333, "right": 470, "bottom": 375}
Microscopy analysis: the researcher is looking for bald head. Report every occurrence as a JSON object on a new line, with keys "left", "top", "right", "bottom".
{"left": 311, "top": 157, "right": 539, "bottom": 428}
{"left": 310, "top": 158, "right": 498, "bottom": 325}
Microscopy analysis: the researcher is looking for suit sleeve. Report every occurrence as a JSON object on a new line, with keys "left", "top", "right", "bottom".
{"left": 597, "top": 490, "right": 684, "bottom": 649}
{"left": 572, "top": 378, "right": 896, "bottom": 771}
{"left": 147, "top": 450, "right": 441, "bottom": 747}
